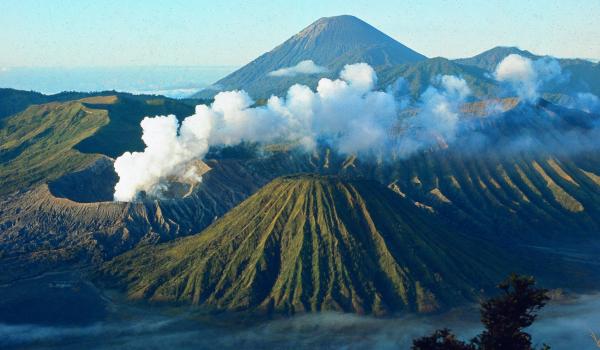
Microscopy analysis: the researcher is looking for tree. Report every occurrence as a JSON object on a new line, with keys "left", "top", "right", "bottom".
{"left": 412, "top": 328, "right": 475, "bottom": 350}
{"left": 474, "top": 274, "right": 550, "bottom": 349}
{"left": 412, "top": 274, "right": 550, "bottom": 350}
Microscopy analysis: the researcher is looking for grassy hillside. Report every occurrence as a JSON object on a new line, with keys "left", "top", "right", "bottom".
{"left": 0, "top": 92, "right": 205, "bottom": 196}
{"left": 376, "top": 151, "right": 600, "bottom": 243}
{"left": 377, "top": 101, "right": 600, "bottom": 241}
{"left": 0, "top": 88, "right": 119, "bottom": 121}
{"left": 101, "top": 175, "right": 510, "bottom": 315}
{"left": 0, "top": 101, "right": 109, "bottom": 196}
{"left": 74, "top": 95, "right": 197, "bottom": 158}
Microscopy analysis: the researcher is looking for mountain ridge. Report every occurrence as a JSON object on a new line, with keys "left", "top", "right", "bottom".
{"left": 454, "top": 46, "right": 538, "bottom": 71}
{"left": 455, "top": 46, "right": 600, "bottom": 97}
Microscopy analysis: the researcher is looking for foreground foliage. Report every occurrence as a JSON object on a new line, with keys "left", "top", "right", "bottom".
{"left": 412, "top": 274, "right": 550, "bottom": 350}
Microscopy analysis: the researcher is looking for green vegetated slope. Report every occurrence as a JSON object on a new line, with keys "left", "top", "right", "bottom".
{"left": 381, "top": 151, "right": 600, "bottom": 242}
{"left": 0, "top": 93, "right": 202, "bottom": 196}
{"left": 102, "top": 175, "right": 510, "bottom": 315}
{"left": 377, "top": 102, "right": 600, "bottom": 241}
{"left": 0, "top": 88, "right": 114, "bottom": 121}
{"left": 0, "top": 101, "right": 109, "bottom": 196}
{"left": 74, "top": 96, "right": 197, "bottom": 158}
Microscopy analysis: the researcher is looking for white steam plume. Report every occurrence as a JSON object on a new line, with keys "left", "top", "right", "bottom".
{"left": 113, "top": 57, "right": 599, "bottom": 202}
{"left": 494, "top": 54, "right": 562, "bottom": 102}
{"left": 268, "top": 60, "right": 328, "bottom": 77}
{"left": 396, "top": 75, "right": 471, "bottom": 156}
{"left": 571, "top": 92, "right": 600, "bottom": 113}
{"left": 113, "top": 115, "right": 210, "bottom": 202}
{"left": 113, "top": 62, "right": 471, "bottom": 202}
{"left": 114, "top": 63, "right": 406, "bottom": 201}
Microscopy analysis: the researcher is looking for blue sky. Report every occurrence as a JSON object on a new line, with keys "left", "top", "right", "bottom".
{"left": 1, "top": 0, "right": 599, "bottom": 67}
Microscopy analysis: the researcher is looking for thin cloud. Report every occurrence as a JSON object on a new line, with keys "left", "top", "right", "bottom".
{"left": 268, "top": 60, "right": 328, "bottom": 77}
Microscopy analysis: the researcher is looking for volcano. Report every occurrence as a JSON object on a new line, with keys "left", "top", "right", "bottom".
{"left": 192, "top": 15, "right": 426, "bottom": 98}
{"left": 101, "top": 175, "right": 510, "bottom": 315}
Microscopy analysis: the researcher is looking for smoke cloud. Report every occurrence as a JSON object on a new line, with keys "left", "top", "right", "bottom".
{"left": 571, "top": 92, "right": 600, "bottom": 113}
{"left": 5, "top": 294, "right": 600, "bottom": 349}
{"left": 113, "top": 63, "right": 472, "bottom": 201}
{"left": 494, "top": 54, "right": 562, "bottom": 102}
{"left": 113, "top": 115, "right": 210, "bottom": 201}
{"left": 268, "top": 60, "right": 328, "bottom": 77}
{"left": 396, "top": 75, "right": 471, "bottom": 156}
{"left": 113, "top": 56, "right": 596, "bottom": 202}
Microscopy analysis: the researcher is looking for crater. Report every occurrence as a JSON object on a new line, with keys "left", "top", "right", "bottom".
{"left": 48, "top": 157, "right": 118, "bottom": 203}
{"left": 48, "top": 157, "right": 210, "bottom": 203}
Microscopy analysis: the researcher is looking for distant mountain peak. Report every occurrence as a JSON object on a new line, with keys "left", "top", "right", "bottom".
{"left": 455, "top": 46, "right": 539, "bottom": 71}
{"left": 315, "top": 14, "right": 362, "bottom": 22}
{"left": 286, "top": 15, "right": 417, "bottom": 59}
{"left": 485, "top": 46, "right": 535, "bottom": 55}
{"left": 294, "top": 15, "right": 380, "bottom": 41}
{"left": 193, "top": 15, "right": 426, "bottom": 99}
{"left": 296, "top": 15, "right": 364, "bottom": 35}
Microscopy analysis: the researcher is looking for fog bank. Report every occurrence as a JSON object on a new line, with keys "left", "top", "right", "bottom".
{"left": 3, "top": 293, "right": 600, "bottom": 349}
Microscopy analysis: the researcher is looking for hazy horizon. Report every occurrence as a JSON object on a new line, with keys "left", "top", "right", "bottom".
{"left": 1, "top": 0, "right": 599, "bottom": 68}
{"left": 2, "top": 1, "right": 599, "bottom": 97}
{"left": 0, "top": 66, "right": 237, "bottom": 98}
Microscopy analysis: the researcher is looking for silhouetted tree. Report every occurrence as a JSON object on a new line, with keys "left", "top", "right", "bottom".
{"left": 474, "top": 274, "right": 550, "bottom": 349}
{"left": 412, "top": 328, "right": 475, "bottom": 350}
{"left": 412, "top": 274, "right": 550, "bottom": 350}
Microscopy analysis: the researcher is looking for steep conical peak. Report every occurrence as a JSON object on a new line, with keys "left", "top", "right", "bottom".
{"left": 268, "top": 14, "right": 426, "bottom": 67}
{"left": 296, "top": 15, "right": 366, "bottom": 37}
{"left": 293, "top": 15, "right": 396, "bottom": 46}
{"left": 193, "top": 15, "right": 426, "bottom": 98}
{"left": 101, "top": 175, "right": 509, "bottom": 315}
